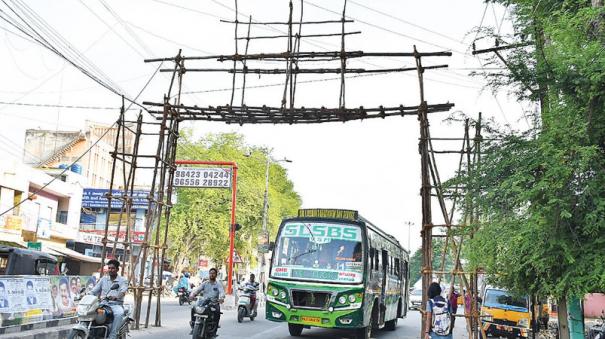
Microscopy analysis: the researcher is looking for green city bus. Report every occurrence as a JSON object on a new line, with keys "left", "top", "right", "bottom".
{"left": 266, "top": 209, "right": 410, "bottom": 339}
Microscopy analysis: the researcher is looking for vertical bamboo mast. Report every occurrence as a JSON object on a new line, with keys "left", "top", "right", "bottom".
{"left": 154, "top": 55, "right": 184, "bottom": 327}
{"left": 101, "top": 101, "right": 124, "bottom": 268}
{"left": 281, "top": 0, "right": 294, "bottom": 112}
{"left": 240, "top": 16, "right": 252, "bottom": 109}
{"left": 230, "top": 0, "right": 239, "bottom": 108}
{"left": 289, "top": 0, "right": 303, "bottom": 110}
{"left": 338, "top": 0, "right": 347, "bottom": 110}
{"left": 415, "top": 45, "right": 433, "bottom": 338}
{"left": 124, "top": 113, "right": 144, "bottom": 281}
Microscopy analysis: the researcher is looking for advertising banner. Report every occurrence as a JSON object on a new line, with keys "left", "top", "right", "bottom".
{"left": 82, "top": 189, "right": 149, "bottom": 209}
{"left": 173, "top": 167, "right": 232, "bottom": 188}
{"left": 0, "top": 275, "right": 96, "bottom": 328}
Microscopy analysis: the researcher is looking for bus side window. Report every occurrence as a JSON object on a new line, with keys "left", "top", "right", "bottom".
{"left": 375, "top": 249, "right": 380, "bottom": 271}
{"left": 369, "top": 248, "right": 374, "bottom": 270}
{"left": 394, "top": 258, "right": 400, "bottom": 278}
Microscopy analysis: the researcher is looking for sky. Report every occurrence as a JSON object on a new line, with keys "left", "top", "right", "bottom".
{"left": 0, "top": 0, "right": 531, "bottom": 252}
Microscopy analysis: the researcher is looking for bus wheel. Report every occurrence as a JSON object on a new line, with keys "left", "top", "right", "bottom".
{"left": 385, "top": 318, "right": 397, "bottom": 331}
{"left": 288, "top": 323, "right": 304, "bottom": 336}
{"left": 355, "top": 326, "right": 371, "bottom": 339}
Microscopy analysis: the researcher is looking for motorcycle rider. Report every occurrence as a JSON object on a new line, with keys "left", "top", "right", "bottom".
{"left": 189, "top": 268, "right": 225, "bottom": 337}
{"left": 243, "top": 274, "right": 259, "bottom": 313}
{"left": 174, "top": 271, "right": 191, "bottom": 294}
{"left": 89, "top": 259, "right": 128, "bottom": 339}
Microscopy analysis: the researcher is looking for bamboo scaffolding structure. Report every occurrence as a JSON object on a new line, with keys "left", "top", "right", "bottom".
{"left": 130, "top": 2, "right": 473, "bottom": 335}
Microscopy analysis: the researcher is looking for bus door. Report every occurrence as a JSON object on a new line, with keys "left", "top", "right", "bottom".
{"left": 381, "top": 249, "right": 388, "bottom": 323}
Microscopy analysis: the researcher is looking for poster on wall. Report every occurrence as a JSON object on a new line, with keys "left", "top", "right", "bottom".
{"left": 0, "top": 277, "right": 25, "bottom": 327}
{"left": 0, "top": 277, "right": 24, "bottom": 312}
{"left": 24, "top": 277, "right": 53, "bottom": 310}
{"left": 0, "top": 275, "right": 97, "bottom": 328}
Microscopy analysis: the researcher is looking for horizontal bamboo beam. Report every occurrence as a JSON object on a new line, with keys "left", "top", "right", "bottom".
{"left": 141, "top": 102, "right": 455, "bottom": 124}
{"left": 144, "top": 50, "right": 453, "bottom": 63}
{"left": 220, "top": 19, "right": 354, "bottom": 25}
{"left": 236, "top": 31, "right": 361, "bottom": 40}
{"left": 159, "top": 64, "right": 448, "bottom": 74}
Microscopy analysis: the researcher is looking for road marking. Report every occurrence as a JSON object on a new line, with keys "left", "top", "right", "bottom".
{"left": 247, "top": 322, "right": 285, "bottom": 339}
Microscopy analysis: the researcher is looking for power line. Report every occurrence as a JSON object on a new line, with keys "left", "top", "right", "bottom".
{"left": 0, "top": 101, "right": 130, "bottom": 110}
{"left": 0, "top": 0, "right": 146, "bottom": 111}
{"left": 304, "top": 0, "right": 467, "bottom": 54}
{"left": 0, "top": 133, "right": 41, "bottom": 163}
{"left": 127, "top": 21, "right": 215, "bottom": 55}
{"left": 0, "top": 59, "right": 164, "bottom": 218}
{"left": 347, "top": 0, "right": 465, "bottom": 46}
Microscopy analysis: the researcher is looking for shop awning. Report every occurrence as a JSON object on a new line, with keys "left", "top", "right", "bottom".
{"left": 0, "top": 232, "right": 27, "bottom": 248}
{"left": 47, "top": 245, "right": 102, "bottom": 264}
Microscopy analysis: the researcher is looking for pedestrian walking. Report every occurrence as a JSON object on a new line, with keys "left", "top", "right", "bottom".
{"left": 424, "top": 282, "right": 453, "bottom": 339}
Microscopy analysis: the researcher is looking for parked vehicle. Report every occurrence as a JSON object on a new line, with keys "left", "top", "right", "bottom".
{"left": 69, "top": 284, "right": 133, "bottom": 339}
{"left": 588, "top": 312, "right": 605, "bottom": 339}
{"left": 191, "top": 298, "right": 221, "bottom": 339}
{"left": 480, "top": 287, "right": 533, "bottom": 338}
{"left": 0, "top": 246, "right": 57, "bottom": 275}
{"left": 237, "top": 284, "right": 258, "bottom": 322}
{"left": 178, "top": 286, "right": 192, "bottom": 306}
{"left": 408, "top": 288, "right": 423, "bottom": 310}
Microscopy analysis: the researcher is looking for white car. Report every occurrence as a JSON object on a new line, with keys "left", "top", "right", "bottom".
{"left": 409, "top": 288, "right": 423, "bottom": 310}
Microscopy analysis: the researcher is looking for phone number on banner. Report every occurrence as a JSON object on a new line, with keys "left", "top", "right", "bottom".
{"left": 174, "top": 167, "right": 231, "bottom": 188}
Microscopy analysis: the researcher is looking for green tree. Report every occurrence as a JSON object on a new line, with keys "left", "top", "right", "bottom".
{"left": 166, "top": 132, "right": 302, "bottom": 274}
{"left": 409, "top": 239, "right": 458, "bottom": 287}
{"left": 461, "top": 1, "right": 605, "bottom": 333}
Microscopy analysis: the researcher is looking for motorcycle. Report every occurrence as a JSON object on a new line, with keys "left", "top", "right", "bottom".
{"left": 191, "top": 298, "right": 221, "bottom": 339}
{"left": 178, "top": 287, "right": 192, "bottom": 306}
{"left": 589, "top": 312, "right": 605, "bottom": 339}
{"left": 237, "top": 285, "right": 258, "bottom": 323}
{"left": 68, "top": 284, "right": 133, "bottom": 339}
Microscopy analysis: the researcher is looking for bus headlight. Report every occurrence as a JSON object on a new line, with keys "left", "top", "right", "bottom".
{"left": 338, "top": 296, "right": 347, "bottom": 304}
{"left": 348, "top": 294, "right": 356, "bottom": 303}
{"left": 272, "top": 289, "right": 279, "bottom": 296}
{"left": 518, "top": 318, "right": 529, "bottom": 328}
{"left": 280, "top": 291, "right": 287, "bottom": 299}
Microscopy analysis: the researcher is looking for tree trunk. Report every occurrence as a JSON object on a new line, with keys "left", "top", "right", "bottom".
{"left": 593, "top": 0, "right": 603, "bottom": 7}
{"left": 558, "top": 297, "right": 570, "bottom": 339}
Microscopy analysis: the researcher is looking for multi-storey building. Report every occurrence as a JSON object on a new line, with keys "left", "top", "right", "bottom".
{"left": 23, "top": 121, "right": 133, "bottom": 189}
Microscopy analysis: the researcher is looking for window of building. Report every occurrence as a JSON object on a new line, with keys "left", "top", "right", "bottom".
{"left": 13, "top": 191, "right": 22, "bottom": 216}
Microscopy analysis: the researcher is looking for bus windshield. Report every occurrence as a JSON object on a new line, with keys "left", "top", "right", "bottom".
{"left": 271, "top": 221, "right": 364, "bottom": 284}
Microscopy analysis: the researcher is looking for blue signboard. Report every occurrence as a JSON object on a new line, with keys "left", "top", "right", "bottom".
{"left": 81, "top": 189, "right": 150, "bottom": 209}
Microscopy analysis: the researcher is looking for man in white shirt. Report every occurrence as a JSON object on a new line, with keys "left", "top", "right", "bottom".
{"left": 189, "top": 268, "right": 225, "bottom": 337}
{"left": 89, "top": 259, "right": 128, "bottom": 339}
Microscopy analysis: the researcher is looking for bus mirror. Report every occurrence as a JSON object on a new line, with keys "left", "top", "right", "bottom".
{"left": 268, "top": 242, "right": 275, "bottom": 251}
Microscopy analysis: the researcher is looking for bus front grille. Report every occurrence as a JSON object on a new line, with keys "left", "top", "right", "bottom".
{"left": 291, "top": 290, "right": 331, "bottom": 309}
